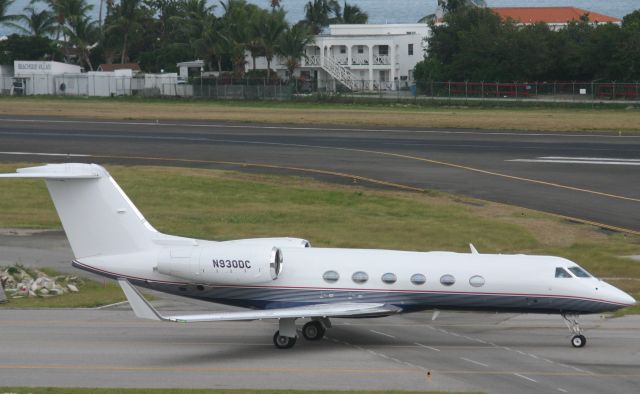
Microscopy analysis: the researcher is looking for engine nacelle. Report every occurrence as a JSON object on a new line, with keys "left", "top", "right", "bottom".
{"left": 225, "top": 237, "right": 311, "bottom": 248}
{"left": 157, "top": 244, "right": 283, "bottom": 285}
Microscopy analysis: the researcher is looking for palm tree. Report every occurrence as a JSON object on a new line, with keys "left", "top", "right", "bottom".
{"left": 6, "top": 6, "right": 57, "bottom": 36}
{"left": 0, "top": 0, "right": 18, "bottom": 27}
{"left": 64, "top": 14, "right": 99, "bottom": 70}
{"left": 278, "top": 23, "right": 313, "bottom": 78}
{"left": 304, "top": 0, "right": 339, "bottom": 34}
{"left": 32, "top": 0, "right": 93, "bottom": 40}
{"left": 260, "top": 8, "right": 287, "bottom": 79}
{"left": 105, "top": 0, "right": 144, "bottom": 63}
{"left": 220, "top": 0, "right": 258, "bottom": 75}
{"left": 269, "top": 0, "right": 281, "bottom": 9}
{"left": 419, "top": 0, "right": 486, "bottom": 23}
{"left": 335, "top": 1, "right": 367, "bottom": 24}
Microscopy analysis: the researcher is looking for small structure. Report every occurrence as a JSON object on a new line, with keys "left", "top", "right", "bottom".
{"left": 491, "top": 7, "right": 622, "bottom": 30}
{"left": 13, "top": 60, "right": 81, "bottom": 95}
{"left": 177, "top": 60, "right": 204, "bottom": 82}
{"left": 98, "top": 63, "right": 141, "bottom": 75}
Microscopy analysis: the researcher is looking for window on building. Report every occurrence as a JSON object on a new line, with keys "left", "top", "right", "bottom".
{"left": 555, "top": 267, "right": 572, "bottom": 278}
{"left": 378, "top": 45, "right": 389, "bottom": 56}
{"left": 408, "top": 44, "right": 414, "bottom": 56}
{"left": 357, "top": 45, "right": 364, "bottom": 54}
{"left": 340, "top": 46, "right": 346, "bottom": 54}
{"left": 381, "top": 273, "right": 397, "bottom": 284}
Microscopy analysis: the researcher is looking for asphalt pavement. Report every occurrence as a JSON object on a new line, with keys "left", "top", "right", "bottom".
{"left": 0, "top": 116, "right": 638, "bottom": 233}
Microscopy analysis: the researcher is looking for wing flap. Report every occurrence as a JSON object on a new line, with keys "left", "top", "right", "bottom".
{"left": 117, "top": 279, "right": 400, "bottom": 323}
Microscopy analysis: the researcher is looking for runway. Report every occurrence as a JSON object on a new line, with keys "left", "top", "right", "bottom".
{"left": 0, "top": 116, "right": 638, "bottom": 233}
{"left": 1, "top": 307, "right": 639, "bottom": 393}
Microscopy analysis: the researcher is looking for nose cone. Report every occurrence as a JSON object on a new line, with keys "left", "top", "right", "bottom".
{"left": 605, "top": 285, "right": 636, "bottom": 308}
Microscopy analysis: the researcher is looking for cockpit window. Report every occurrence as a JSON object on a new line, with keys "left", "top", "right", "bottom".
{"left": 555, "top": 267, "right": 572, "bottom": 278}
{"left": 568, "top": 266, "right": 592, "bottom": 278}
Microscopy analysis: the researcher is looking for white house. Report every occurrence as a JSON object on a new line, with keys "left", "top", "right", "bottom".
{"left": 248, "top": 24, "right": 430, "bottom": 91}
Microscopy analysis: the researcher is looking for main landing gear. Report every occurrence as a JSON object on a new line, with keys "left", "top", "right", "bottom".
{"left": 272, "top": 318, "right": 330, "bottom": 349}
{"left": 562, "top": 313, "right": 586, "bottom": 348}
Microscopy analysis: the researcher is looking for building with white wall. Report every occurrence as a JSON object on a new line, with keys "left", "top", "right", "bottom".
{"left": 13, "top": 61, "right": 82, "bottom": 95}
{"left": 248, "top": 24, "right": 429, "bottom": 91}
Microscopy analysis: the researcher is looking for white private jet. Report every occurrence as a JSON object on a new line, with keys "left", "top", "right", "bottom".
{"left": 0, "top": 163, "right": 635, "bottom": 349}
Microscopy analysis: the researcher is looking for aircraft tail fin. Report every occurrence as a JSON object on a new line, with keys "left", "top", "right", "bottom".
{"left": 0, "top": 163, "right": 157, "bottom": 258}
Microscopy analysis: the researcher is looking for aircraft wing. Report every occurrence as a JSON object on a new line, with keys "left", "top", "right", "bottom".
{"left": 118, "top": 279, "right": 401, "bottom": 323}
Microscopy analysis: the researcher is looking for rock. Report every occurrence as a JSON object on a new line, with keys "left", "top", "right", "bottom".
{"left": 28, "top": 290, "right": 37, "bottom": 297}
{"left": 67, "top": 284, "right": 79, "bottom": 293}
{"left": 50, "top": 288, "right": 64, "bottom": 296}
{"left": 39, "top": 288, "right": 50, "bottom": 295}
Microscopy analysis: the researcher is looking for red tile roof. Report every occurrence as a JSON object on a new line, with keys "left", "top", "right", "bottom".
{"left": 492, "top": 7, "right": 621, "bottom": 24}
{"left": 98, "top": 63, "right": 141, "bottom": 72}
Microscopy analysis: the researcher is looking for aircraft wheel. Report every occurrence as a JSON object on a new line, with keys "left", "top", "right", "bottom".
{"left": 273, "top": 331, "right": 297, "bottom": 349}
{"left": 571, "top": 334, "right": 586, "bottom": 348}
{"left": 302, "top": 321, "right": 326, "bottom": 341}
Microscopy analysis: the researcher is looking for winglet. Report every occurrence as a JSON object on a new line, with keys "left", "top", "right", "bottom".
{"left": 0, "top": 163, "right": 102, "bottom": 179}
{"left": 117, "top": 278, "right": 164, "bottom": 321}
{"left": 469, "top": 243, "right": 479, "bottom": 254}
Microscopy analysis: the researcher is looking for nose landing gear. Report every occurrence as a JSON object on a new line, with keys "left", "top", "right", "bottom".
{"left": 562, "top": 313, "right": 586, "bottom": 348}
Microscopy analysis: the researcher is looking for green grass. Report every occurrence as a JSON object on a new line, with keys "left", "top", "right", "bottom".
{"left": 1, "top": 96, "right": 639, "bottom": 133}
{"left": 0, "top": 390, "right": 476, "bottom": 394}
{"left": 0, "top": 163, "right": 638, "bottom": 313}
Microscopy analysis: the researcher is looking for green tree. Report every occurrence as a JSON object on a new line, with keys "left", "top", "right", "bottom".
{"left": 260, "top": 8, "right": 287, "bottom": 79}
{"left": 304, "top": 0, "right": 339, "bottom": 34}
{"left": 0, "top": 33, "right": 60, "bottom": 62}
{"left": 0, "top": 0, "right": 18, "bottom": 28}
{"left": 6, "top": 6, "right": 57, "bottom": 36}
{"left": 105, "top": 0, "right": 146, "bottom": 63}
{"left": 64, "top": 14, "right": 99, "bottom": 70}
{"left": 219, "top": 0, "right": 260, "bottom": 75}
{"left": 334, "top": 1, "right": 367, "bottom": 24}
{"left": 278, "top": 22, "right": 313, "bottom": 78}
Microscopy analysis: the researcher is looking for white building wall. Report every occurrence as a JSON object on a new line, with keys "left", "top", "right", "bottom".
{"left": 245, "top": 23, "right": 430, "bottom": 91}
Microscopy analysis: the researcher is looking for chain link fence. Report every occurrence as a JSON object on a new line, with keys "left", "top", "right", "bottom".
{"left": 2, "top": 75, "right": 639, "bottom": 102}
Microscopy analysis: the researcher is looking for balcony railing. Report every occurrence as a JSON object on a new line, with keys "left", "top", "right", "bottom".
{"left": 304, "top": 55, "right": 321, "bottom": 66}
{"left": 373, "top": 55, "right": 391, "bottom": 65}
{"left": 351, "top": 55, "right": 369, "bottom": 65}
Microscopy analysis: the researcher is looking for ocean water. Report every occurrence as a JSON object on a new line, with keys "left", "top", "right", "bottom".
{"left": 2, "top": 0, "right": 638, "bottom": 36}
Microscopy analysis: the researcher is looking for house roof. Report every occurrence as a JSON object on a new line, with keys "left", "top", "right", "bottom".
{"left": 492, "top": 7, "right": 621, "bottom": 24}
{"left": 98, "top": 63, "right": 141, "bottom": 72}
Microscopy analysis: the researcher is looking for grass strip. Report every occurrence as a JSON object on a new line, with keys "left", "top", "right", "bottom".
{"left": 0, "top": 163, "right": 638, "bottom": 314}
{"left": 0, "top": 96, "right": 639, "bottom": 133}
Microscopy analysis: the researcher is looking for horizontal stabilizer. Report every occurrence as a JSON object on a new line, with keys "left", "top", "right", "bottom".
{"left": 117, "top": 279, "right": 401, "bottom": 323}
{"left": 0, "top": 163, "right": 102, "bottom": 179}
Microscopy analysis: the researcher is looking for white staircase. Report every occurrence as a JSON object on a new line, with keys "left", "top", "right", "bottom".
{"left": 321, "top": 55, "right": 360, "bottom": 91}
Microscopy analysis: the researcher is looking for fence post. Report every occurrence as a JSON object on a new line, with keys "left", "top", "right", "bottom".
{"left": 448, "top": 81, "right": 451, "bottom": 98}
{"left": 465, "top": 80, "right": 468, "bottom": 99}
{"left": 612, "top": 82, "right": 616, "bottom": 100}
{"left": 481, "top": 81, "right": 484, "bottom": 99}
{"left": 591, "top": 81, "right": 594, "bottom": 101}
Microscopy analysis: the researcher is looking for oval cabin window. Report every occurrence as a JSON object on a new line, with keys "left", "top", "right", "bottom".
{"left": 381, "top": 272, "right": 397, "bottom": 284}
{"left": 352, "top": 271, "right": 369, "bottom": 284}
{"left": 323, "top": 270, "right": 339, "bottom": 283}
{"left": 469, "top": 275, "right": 485, "bottom": 287}
{"left": 440, "top": 274, "right": 456, "bottom": 286}
{"left": 410, "top": 273, "right": 426, "bottom": 285}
